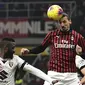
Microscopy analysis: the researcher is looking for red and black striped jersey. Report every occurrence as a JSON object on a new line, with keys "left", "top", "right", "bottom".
{"left": 41, "top": 29, "right": 85, "bottom": 72}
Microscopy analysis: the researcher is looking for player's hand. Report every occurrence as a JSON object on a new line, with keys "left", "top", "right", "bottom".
{"left": 51, "top": 80, "right": 58, "bottom": 85}
{"left": 76, "top": 45, "right": 82, "bottom": 55}
{"left": 20, "top": 48, "right": 29, "bottom": 56}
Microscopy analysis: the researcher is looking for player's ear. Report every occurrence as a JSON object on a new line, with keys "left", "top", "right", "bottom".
{"left": 69, "top": 19, "right": 72, "bottom": 24}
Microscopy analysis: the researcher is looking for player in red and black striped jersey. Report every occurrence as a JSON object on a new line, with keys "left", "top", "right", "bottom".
{"left": 20, "top": 13, "right": 85, "bottom": 85}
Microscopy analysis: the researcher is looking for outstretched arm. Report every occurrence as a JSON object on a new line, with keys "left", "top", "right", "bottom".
{"left": 20, "top": 31, "right": 51, "bottom": 56}
{"left": 20, "top": 44, "right": 48, "bottom": 56}
{"left": 23, "top": 62, "right": 58, "bottom": 85}
{"left": 16, "top": 53, "right": 58, "bottom": 85}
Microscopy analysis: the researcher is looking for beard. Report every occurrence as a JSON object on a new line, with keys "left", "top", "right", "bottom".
{"left": 60, "top": 26, "right": 70, "bottom": 32}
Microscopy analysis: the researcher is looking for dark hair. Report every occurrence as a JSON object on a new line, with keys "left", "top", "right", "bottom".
{"left": 60, "top": 12, "right": 70, "bottom": 20}
{"left": 2, "top": 37, "right": 15, "bottom": 42}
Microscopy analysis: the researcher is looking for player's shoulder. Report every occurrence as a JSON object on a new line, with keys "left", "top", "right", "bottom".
{"left": 13, "top": 54, "right": 19, "bottom": 58}
{"left": 13, "top": 54, "right": 25, "bottom": 62}
{"left": 76, "top": 55, "right": 82, "bottom": 59}
{"left": 72, "top": 30, "right": 83, "bottom": 38}
{"left": 72, "top": 30, "right": 79, "bottom": 35}
{"left": 76, "top": 55, "right": 84, "bottom": 62}
{"left": 13, "top": 54, "right": 21, "bottom": 60}
{"left": 49, "top": 29, "right": 59, "bottom": 35}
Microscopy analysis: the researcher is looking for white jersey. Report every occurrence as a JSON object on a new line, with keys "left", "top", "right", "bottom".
{"left": 0, "top": 54, "right": 24, "bottom": 85}
{"left": 0, "top": 55, "right": 53, "bottom": 85}
{"left": 75, "top": 55, "right": 85, "bottom": 80}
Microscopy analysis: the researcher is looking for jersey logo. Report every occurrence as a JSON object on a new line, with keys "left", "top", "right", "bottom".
{"left": 0, "top": 70, "right": 8, "bottom": 80}
{"left": 71, "top": 35, "right": 74, "bottom": 41}
{"left": 54, "top": 43, "right": 75, "bottom": 49}
{"left": 9, "top": 61, "right": 13, "bottom": 67}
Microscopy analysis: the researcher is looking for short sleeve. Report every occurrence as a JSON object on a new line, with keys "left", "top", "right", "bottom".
{"left": 15, "top": 55, "right": 25, "bottom": 68}
{"left": 76, "top": 55, "right": 85, "bottom": 69}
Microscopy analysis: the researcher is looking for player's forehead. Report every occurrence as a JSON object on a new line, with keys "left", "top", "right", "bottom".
{"left": 59, "top": 16, "right": 68, "bottom": 22}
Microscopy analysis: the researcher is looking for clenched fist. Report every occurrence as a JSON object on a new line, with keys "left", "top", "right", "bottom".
{"left": 20, "top": 48, "right": 29, "bottom": 56}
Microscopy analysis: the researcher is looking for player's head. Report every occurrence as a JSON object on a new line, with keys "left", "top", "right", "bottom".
{"left": 0, "top": 37, "right": 16, "bottom": 59}
{"left": 2, "top": 37, "right": 15, "bottom": 42}
{"left": 59, "top": 13, "right": 72, "bottom": 32}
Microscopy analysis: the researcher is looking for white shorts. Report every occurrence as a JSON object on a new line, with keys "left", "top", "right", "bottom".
{"left": 43, "top": 71, "right": 82, "bottom": 85}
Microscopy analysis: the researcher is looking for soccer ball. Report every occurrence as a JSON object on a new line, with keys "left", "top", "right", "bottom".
{"left": 47, "top": 5, "right": 63, "bottom": 20}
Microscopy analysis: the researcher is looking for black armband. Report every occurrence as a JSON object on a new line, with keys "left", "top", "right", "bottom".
{"left": 20, "top": 61, "right": 26, "bottom": 70}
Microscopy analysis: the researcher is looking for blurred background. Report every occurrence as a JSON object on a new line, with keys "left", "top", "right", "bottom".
{"left": 0, "top": 0, "right": 85, "bottom": 85}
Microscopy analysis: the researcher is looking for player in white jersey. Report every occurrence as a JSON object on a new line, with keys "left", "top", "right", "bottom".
{"left": 76, "top": 55, "right": 85, "bottom": 85}
{"left": 0, "top": 37, "right": 58, "bottom": 85}
{"left": 76, "top": 45, "right": 85, "bottom": 84}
